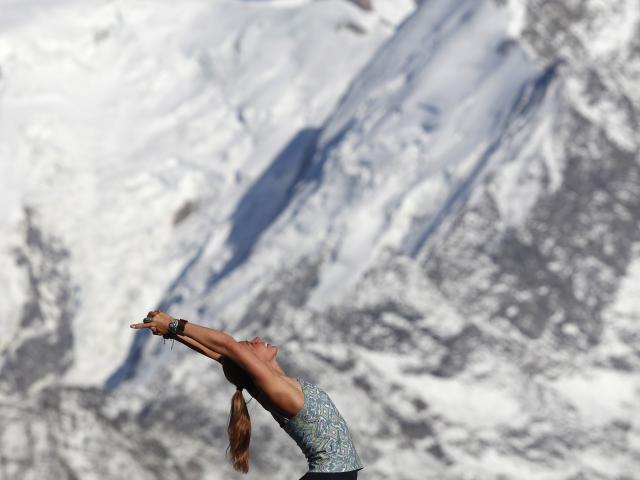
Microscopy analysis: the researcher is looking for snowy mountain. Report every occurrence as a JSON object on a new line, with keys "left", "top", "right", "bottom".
{"left": 2, "top": 0, "right": 639, "bottom": 479}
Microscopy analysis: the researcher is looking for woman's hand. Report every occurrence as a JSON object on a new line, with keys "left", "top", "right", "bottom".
{"left": 130, "top": 309, "right": 174, "bottom": 336}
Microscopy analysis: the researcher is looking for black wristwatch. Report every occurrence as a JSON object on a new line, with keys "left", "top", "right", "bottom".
{"left": 168, "top": 318, "right": 188, "bottom": 335}
{"left": 168, "top": 319, "right": 179, "bottom": 335}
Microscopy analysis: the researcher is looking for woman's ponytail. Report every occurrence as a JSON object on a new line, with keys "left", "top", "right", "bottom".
{"left": 226, "top": 387, "right": 251, "bottom": 473}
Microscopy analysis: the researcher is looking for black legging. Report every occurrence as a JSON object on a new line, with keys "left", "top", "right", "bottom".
{"left": 299, "top": 471, "right": 358, "bottom": 480}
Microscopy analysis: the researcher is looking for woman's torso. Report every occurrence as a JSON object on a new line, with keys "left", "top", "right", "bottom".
{"left": 267, "top": 377, "right": 364, "bottom": 474}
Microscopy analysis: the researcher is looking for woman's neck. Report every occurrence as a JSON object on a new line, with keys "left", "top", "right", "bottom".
{"left": 268, "top": 358, "right": 287, "bottom": 376}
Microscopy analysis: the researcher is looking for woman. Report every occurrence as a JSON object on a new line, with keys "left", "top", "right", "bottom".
{"left": 130, "top": 310, "right": 364, "bottom": 479}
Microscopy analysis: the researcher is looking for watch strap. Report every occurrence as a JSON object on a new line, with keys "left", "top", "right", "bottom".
{"left": 177, "top": 319, "right": 188, "bottom": 335}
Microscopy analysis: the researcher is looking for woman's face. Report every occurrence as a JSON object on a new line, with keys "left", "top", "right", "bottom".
{"left": 241, "top": 336, "right": 278, "bottom": 362}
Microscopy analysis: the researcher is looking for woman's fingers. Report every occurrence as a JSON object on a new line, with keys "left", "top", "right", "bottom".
{"left": 130, "top": 322, "right": 152, "bottom": 329}
{"left": 131, "top": 310, "right": 163, "bottom": 331}
{"left": 129, "top": 323, "right": 159, "bottom": 336}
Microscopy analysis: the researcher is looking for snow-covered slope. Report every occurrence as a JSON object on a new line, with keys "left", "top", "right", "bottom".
{"left": 2, "top": 0, "right": 640, "bottom": 479}
{"left": 0, "top": 0, "right": 413, "bottom": 386}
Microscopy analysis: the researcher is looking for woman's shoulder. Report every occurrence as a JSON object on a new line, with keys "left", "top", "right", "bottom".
{"left": 269, "top": 375, "right": 304, "bottom": 418}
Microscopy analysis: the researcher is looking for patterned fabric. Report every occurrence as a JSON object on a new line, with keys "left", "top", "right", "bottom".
{"left": 271, "top": 378, "right": 364, "bottom": 473}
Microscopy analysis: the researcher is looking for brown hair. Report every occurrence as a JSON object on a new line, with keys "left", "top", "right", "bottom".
{"left": 222, "top": 358, "right": 255, "bottom": 473}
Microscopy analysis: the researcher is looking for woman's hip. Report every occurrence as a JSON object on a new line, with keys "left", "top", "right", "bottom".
{"left": 299, "top": 470, "right": 358, "bottom": 480}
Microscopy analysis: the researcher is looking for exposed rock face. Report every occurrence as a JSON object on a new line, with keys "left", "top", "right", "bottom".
{"left": 1, "top": 207, "right": 77, "bottom": 394}
{"left": 423, "top": 0, "right": 640, "bottom": 345}
{"left": 347, "top": 0, "right": 373, "bottom": 12}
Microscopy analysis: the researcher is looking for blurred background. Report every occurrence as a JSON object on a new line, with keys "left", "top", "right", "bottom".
{"left": 1, "top": 0, "right": 639, "bottom": 478}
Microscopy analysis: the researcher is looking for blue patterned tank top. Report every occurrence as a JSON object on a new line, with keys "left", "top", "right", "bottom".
{"left": 271, "top": 377, "right": 364, "bottom": 473}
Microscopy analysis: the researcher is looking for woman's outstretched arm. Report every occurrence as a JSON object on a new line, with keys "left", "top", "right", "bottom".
{"left": 131, "top": 310, "right": 301, "bottom": 414}
{"left": 131, "top": 310, "right": 236, "bottom": 359}
{"left": 172, "top": 333, "right": 224, "bottom": 363}
{"left": 180, "top": 322, "right": 236, "bottom": 357}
